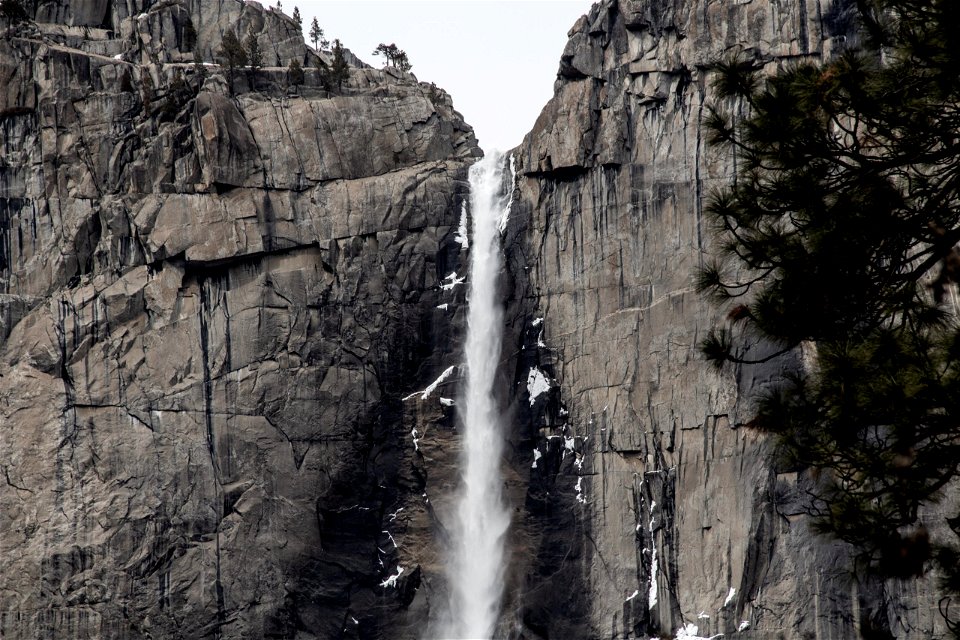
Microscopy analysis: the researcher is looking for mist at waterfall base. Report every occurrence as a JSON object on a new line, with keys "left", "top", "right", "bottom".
{"left": 436, "top": 151, "right": 514, "bottom": 639}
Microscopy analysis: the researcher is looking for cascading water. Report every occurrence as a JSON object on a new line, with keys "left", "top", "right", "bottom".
{"left": 440, "top": 151, "right": 514, "bottom": 639}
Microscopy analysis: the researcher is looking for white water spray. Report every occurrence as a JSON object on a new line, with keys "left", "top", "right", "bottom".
{"left": 441, "top": 151, "right": 513, "bottom": 639}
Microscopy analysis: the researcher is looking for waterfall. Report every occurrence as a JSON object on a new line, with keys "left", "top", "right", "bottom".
{"left": 441, "top": 151, "right": 513, "bottom": 639}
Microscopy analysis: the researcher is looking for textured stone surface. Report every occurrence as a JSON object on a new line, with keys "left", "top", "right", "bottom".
{"left": 0, "top": 1, "right": 478, "bottom": 638}
{"left": 501, "top": 1, "right": 949, "bottom": 638}
{"left": 5, "top": 0, "right": 955, "bottom": 638}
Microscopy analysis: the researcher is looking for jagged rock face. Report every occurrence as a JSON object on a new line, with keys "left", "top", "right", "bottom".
{"left": 503, "top": 1, "right": 947, "bottom": 639}
{"left": 0, "top": 1, "right": 478, "bottom": 638}
{"left": 29, "top": 0, "right": 306, "bottom": 66}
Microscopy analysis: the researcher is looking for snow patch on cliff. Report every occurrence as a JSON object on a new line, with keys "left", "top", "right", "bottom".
{"left": 674, "top": 622, "right": 723, "bottom": 640}
{"left": 380, "top": 566, "right": 405, "bottom": 588}
{"left": 381, "top": 530, "right": 397, "bottom": 549}
{"left": 723, "top": 587, "right": 736, "bottom": 608}
{"left": 403, "top": 365, "right": 456, "bottom": 401}
{"left": 526, "top": 367, "right": 551, "bottom": 405}
{"left": 671, "top": 623, "right": 723, "bottom": 639}
{"left": 441, "top": 272, "right": 465, "bottom": 291}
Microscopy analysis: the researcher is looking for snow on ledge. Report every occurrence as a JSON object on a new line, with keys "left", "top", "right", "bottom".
{"left": 440, "top": 272, "right": 465, "bottom": 291}
{"left": 674, "top": 623, "right": 724, "bottom": 640}
{"left": 723, "top": 587, "right": 736, "bottom": 608}
{"left": 379, "top": 566, "right": 405, "bottom": 588}
{"left": 381, "top": 530, "right": 397, "bottom": 549}
{"left": 526, "top": 367, "right": 551, "bottom": 405}
{"left": 403, "top": 365, "right": 456, "bottom": 401}
{"left": 420, "top": 366, "right": 455, "bottom": 399}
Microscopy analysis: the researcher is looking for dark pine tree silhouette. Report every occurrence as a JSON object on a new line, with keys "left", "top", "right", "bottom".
{"left": 309, "top": 16, "right": 322, "bottom": 50}
{"left": 699, "top": 1, "right": 960, "bottom": 633}
{"left": 0, "top": 0, "right": 29, "bottom": 29}
{"left": 287, "top": 58, "right": 304, "bottom": 91}
{"left": 372, "top": 42, "right": 411, "bottom": 72}
{"left": 245, "top": 26, "right": 262, "bottom": 88}
{"left": 329, "top": 39, "right": 349, "bottom": 91}
{"left": 217, "top": 29, "right": 247, "bottom": 94}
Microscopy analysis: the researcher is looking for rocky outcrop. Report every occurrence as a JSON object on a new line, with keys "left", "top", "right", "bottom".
{"left": 0, "top": 2, "right": 479, "bottom": 638}
{"left": 501, "top": 1, "right": 949, "bottom": 639}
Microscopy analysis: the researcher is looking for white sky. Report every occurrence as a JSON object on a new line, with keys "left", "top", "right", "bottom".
{"left": 287, "top": 1, "right": 595, "bottom": 151}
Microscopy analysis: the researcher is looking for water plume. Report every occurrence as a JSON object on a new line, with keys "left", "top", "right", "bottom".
{"left": 439, "top": 150, "right": 514, "bottom": 639}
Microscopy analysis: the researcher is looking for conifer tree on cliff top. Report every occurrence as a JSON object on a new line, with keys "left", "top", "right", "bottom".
{"left": 329, "top": 39, "right": 349, "bottom": 91}
{"left": 309, "top": 16, "right": 322, "bottom": 50}
{"left": 287, "top": 58, "right": 304, "bottom": 91}
{"left": 700, "top": 0, "right": 960, "bottom": 631}
{"left": 245, "top": 27, "right": 262, "bottom": 76}
{"left": 373, "top": 42, "right": 412, "bottom": 73}
{"left": 218, "top": 29, "right": 247, "bottom": 94}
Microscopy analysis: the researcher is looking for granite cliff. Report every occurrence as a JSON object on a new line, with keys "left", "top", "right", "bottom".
{"left": 497, "top": 0, "right": 952, "bottom": 638}
{"left": 0, "top": 0, "right": 954, "bottom": 639}
{"left": 0, "top": 1, "right": 478, "bottom": 638}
